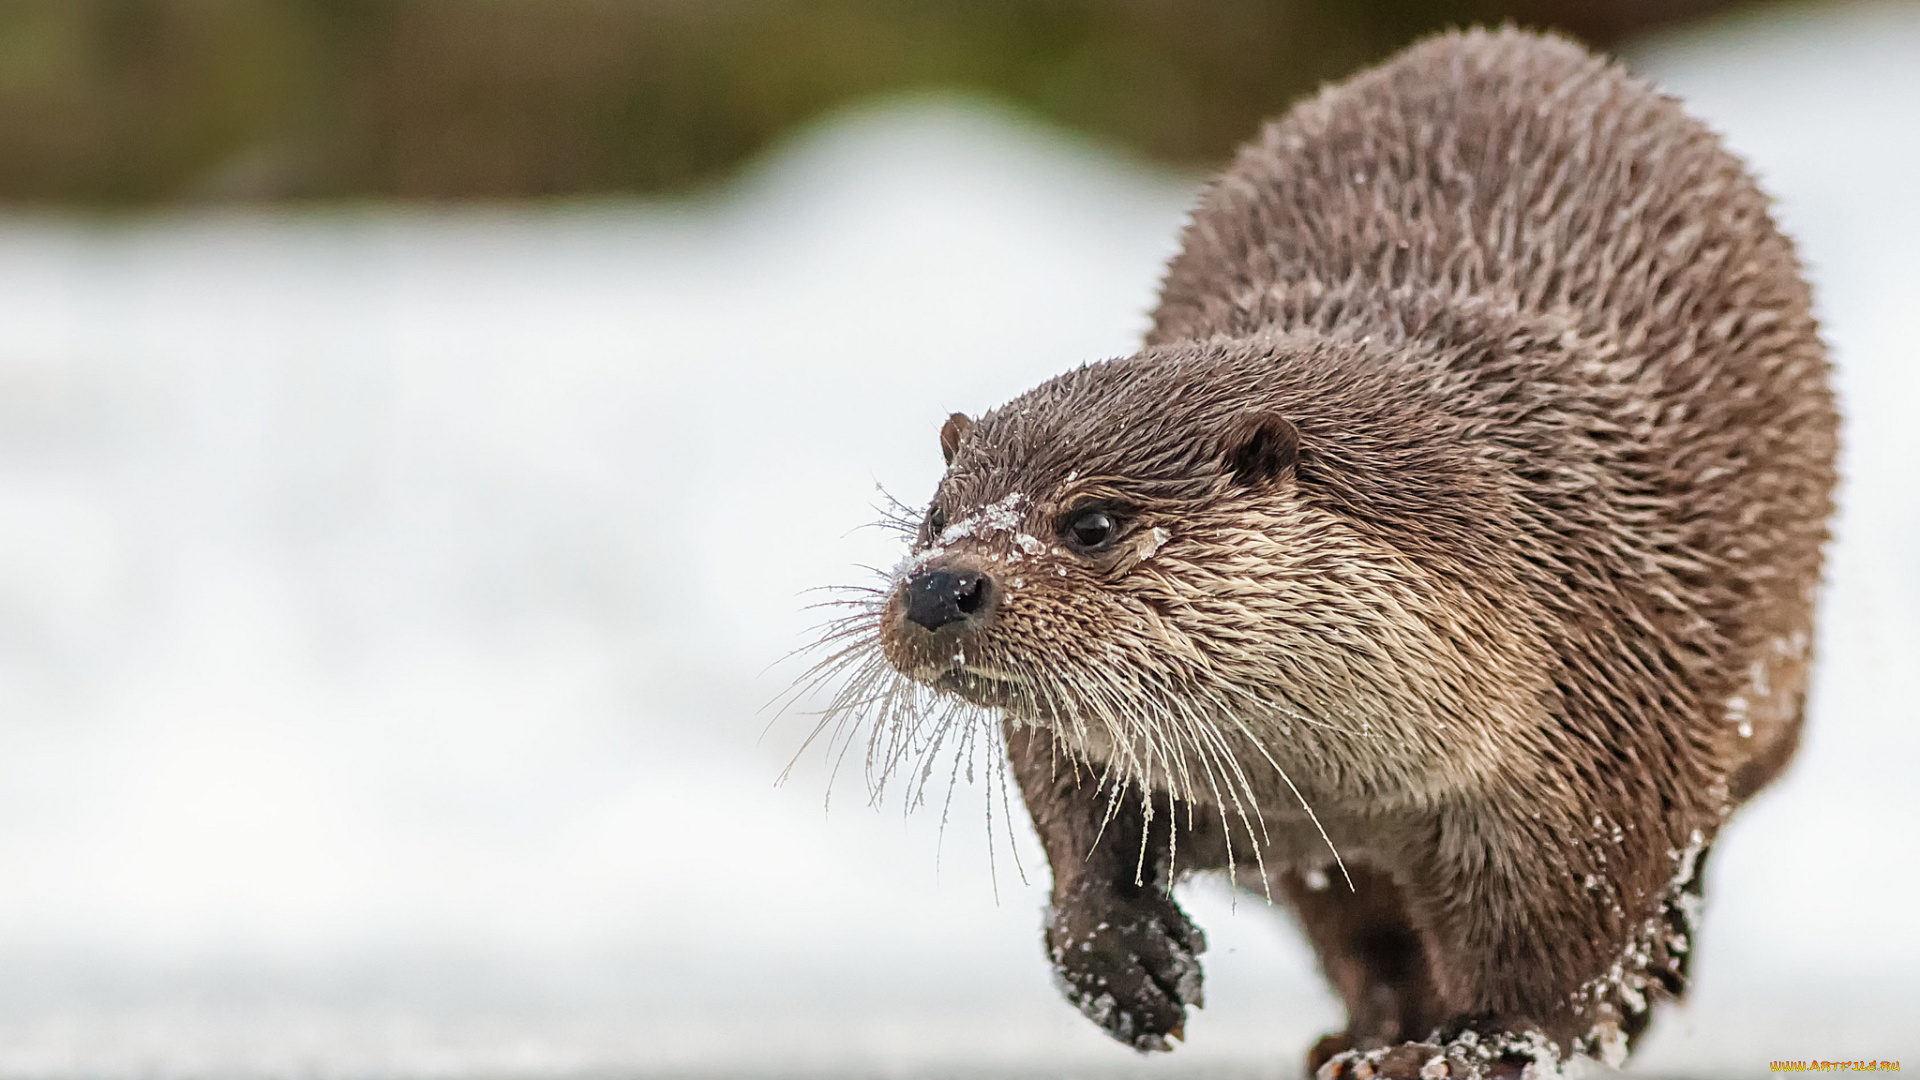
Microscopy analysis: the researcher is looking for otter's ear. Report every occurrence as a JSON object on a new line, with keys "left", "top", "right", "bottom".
{"left": 1223, "top": 413, "right": 1300, "bottom": 488}
{"left": 939, "top": 413, "right": 974, "bottom": 466}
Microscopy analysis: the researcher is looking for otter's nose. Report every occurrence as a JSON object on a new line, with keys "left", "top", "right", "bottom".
{"left": 903, "top": 568, "right": 992, "bottom": 632}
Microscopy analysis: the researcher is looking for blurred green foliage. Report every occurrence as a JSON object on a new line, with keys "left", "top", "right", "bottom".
{"left": 0, "top": 0, "right": 1754, "bottom": 204}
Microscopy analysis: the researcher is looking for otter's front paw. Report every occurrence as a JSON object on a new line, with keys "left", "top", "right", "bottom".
{"left": 1045, "top": 887, "right": 1205, "bottom": 1051}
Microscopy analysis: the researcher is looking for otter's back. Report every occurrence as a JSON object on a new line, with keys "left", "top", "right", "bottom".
{"left": 1149, "top": 28, "right": 1836, "bottom": 792}
{"left": 1151, "top": 29, "right": 1810, "bottom": 366}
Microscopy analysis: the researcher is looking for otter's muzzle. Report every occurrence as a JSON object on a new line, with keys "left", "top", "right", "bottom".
{"left": 902, "top": 567, "right": 992, "bottom": 631}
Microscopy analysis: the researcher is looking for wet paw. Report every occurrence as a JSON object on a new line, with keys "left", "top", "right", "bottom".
{"left": 1307, "top": 1033, "right": 1355, "bottom": 1074}
{"left": 1045, "top": 885, "right": 1205, "bottom": 1052}
{"left": 1315, "top": 1037, "right": 1543, "bottom": 1080}
{"left": 1316, "top": 1041, "right": 1447, "bottom": 1080}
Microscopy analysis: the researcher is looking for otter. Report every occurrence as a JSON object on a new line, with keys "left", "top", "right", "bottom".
{"left": 820, "top": 27, "right": 1837, "bottom": 1078}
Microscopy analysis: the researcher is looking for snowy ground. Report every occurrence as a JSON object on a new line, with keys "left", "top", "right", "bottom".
{"left": 0, "top": 1, "right": 1914, "bottom": 1076}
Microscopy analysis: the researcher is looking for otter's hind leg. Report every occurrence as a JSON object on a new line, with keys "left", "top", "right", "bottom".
{"left": 1277, "top": 865, "right": 1444, "bottom": 1074}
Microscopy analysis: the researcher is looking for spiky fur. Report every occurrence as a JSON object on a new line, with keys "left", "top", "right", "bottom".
{"left": 818, "top": 27, "right": 1836, "bottom": 1075}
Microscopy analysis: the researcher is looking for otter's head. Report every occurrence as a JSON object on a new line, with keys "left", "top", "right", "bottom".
{"left": 794, "top": 332, "right": 1548, "bottom": 814}
{"left": 876, "top": 345, "right": 1324, "bottom": 762}
{"left": 849, "top": 336, "right": 1547, "bottom": 807}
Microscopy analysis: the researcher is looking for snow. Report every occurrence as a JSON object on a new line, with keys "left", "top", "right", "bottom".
{"left": 0, "top": 1, "right": 1914, "bottom": 1073}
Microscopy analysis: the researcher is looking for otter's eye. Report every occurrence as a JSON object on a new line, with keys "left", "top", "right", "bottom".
{"left": 1067, "top": 509, "right": 1117, "bottom": 550}
{"left": 927, "top": 506, "right": 948, "bottom": 535}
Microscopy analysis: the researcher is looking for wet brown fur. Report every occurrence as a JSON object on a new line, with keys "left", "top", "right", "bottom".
{"left": 863, "top": 27, "right": 1836, "bottom": 1073}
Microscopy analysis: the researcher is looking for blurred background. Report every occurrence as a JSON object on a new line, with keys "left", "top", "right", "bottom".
{"left": 0, "top": 0, "right": 1759, "bottom": 205}
{"left": 0, "top": 0, "right": 1915, "bottom": 1077}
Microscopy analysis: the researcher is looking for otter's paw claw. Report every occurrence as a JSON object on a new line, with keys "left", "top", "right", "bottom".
{"left": 1045, "top": 890, "right": 1205, "bottom": 1052}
